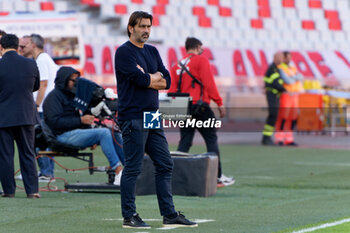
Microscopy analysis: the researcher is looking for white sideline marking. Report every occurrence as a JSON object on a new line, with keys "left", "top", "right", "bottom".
{"left": 292, "top": 218, "right": 350, "bottom": 233}
{"left": 239, "top": 175, "right": 276, "bottom": 180}
{"left": 294, "top": 161, "right": 350, "bottom": 167}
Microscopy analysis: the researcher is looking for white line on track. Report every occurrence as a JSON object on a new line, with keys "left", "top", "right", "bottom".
{"left": 294, "top": 161, "right": 350, "bottom": 167}
{"left": 292, "top": 218, "right": 350, "bottom": 233}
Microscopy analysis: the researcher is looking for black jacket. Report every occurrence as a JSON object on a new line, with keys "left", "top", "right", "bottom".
{"left": 0, "top": 51, "right": 40, "bottom": 127}
{"left": 43, "top": 66, "right": 87, "bottom": 136}
{"left": 264, "top": 63, "right": 286, "bottom": 94}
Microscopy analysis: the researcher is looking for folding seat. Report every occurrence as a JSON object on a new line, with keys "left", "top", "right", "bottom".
{"left": 328, "top": 19, "right": 342, "bottom": 31}
{"left": 153, "top": 4, "right": 166, "bottom": 15}
{"left": 256, "top": 30, "right": 269, "bottom": 42}
{"left": 54, "top": 1, "right": 70, "bottom": 12}
{"left": 324, "top": 10, "right": 339, "bottom": 20}
{"left": 211, "top": 17, "right": 225, "bottom": 28}
{"left": 14, "top": 0, "right": 28, "bottom": 12}
{"left": 301, "top": 20, "right": 315, "bottom": 30}
{"left": 297, "top": 9, "right": 310, "bottom": 20}
{"left": 198, "top": 16, "right": 212, "bottom": 28}
{"left": 207, "top": 0, "right": 220, "bottom": 6}
{"left": 257, "top": 0, "right": 270, "bottom": 7}
{"left": 295, "top": 0, "right": 308, "bottom": 10}
{"left": 284, "top": 8, "right": 297, "bottom": 19}
{"left": 80, "top": 0, "right": 100, "bottom": 7}
{"left": 258, "top": 7, "right": 271, "bottom": 18}
{"left": 206, "top": 5, "right": 218, "bottom": 18}
{"left": 27, "top": 1, "right": 40, "bottom": 12}
{"left": 289, "top": 19, "right": 301, "bottom": 30}
{"left": 243, "top": 29, "right": 257, "bottom": 41}
{"left": 101, "top": 3, "right": 115, "bottom": 17}
{"left": 166, "top": 4, "right": 178, "bottom": 16}
{"left": 263, "top": 18, "right": 275, "bottom": 30}
{"left": 143, "top": 0, "right": 156, "bottom": 4}
{"left": 157, "top": 0, "right": 169, "bottom": 4}
{"left": 282, "top": 0, "right": 295, "bottom": 8}
{"left": 245, "top": 7, "right": 258, "bottom": 18}
{"left": 311, "top": 9, "right": 324, "bottom": 20}
{"left": 323, "top": 0, "right": 336, "bottom": 10}
{"left": 275, "top": 19, "right": 288, "bottom": 30}
{"left": 224, "top": 17, "right": 237, "bottom": 28}
{"left": 131, "top": 0, "right": 143, "bottom": 4}
{"left": 183, "top": 15, "right": 198, "bottom": 28}
{"left": 220, "top": 0, "right": 232, "bottom": 7}
{"left": 271, "top": 7, "right": 283, "bottom": 18}
{"left": 238, "top": 18, "right": 250, "bottom": 29}
{"left": 306, "top": 31, "right": 320, "bottom": 42}
{"left": 96, "top": 24, "right": 110, "bottom": 35}
{"left": 308, "top": 0, "right": 322, "bottom": 9}
{"left": 219, "top": 6, "right": 232, "bottom": 17}
{"left": 250, "top": 19, "right": 263, "bottom": 29}
{"left": 114, "top": 4, "right": 128, "bottom": 15}
{"left": 333, "top": 31, "right": 346, "bottom": 43}
{"left": 40, "top": 2, "right": 55, "bottom": 11}
{"left": 192, "top": 6, "right": 206, "bottom": 16}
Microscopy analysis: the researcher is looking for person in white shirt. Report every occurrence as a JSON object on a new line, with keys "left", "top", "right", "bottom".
{"left": 29, "top": 34, "right": 59, "bottom": 181}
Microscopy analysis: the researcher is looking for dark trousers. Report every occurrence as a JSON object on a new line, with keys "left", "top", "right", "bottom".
{"left": 0, "top": 125, "right": 38, "bottom": 195}
{"left": 177, "top": 104, "right": 222, "bottom": 178}
{"left": 120, "top": 119, "right": 176, "bottom": 218}
{"left": 265, "top": 91, "right": 280, "bottom": 127}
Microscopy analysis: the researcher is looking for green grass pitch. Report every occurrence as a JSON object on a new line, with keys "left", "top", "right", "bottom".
{"left": 2, "top": 144, "right": 350, "bottom": 233}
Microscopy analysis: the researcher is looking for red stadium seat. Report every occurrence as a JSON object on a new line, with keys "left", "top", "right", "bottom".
{"left": 131, "top": 0, "right": 143, "bottom": 4}
{"left": 208, "top": 0, "right": 219, "bottom": 6}
{"left": 198, "top": 16, "right": 212, "bottom": 28}
{"left": 251, "top": 19, "right": 263, "bottom": 29}
{"left": 80, "top": 0, "right": 100, "bottom": 7}
{"left": 114, "top": 4, "right": 127, "bottom": 15}
{"left": 328, "top": 19, "right": 342, "bottom": 31}
{"left": 282, "top": 0, "right": 295, "bottom": 8}
{"left": 192, "top": 6, "right": 206, "bottom": 16}
{"left": 324, "top": 10, "right": 339, "bottom": 20}
{"left": 152, "top": 5, "right": 166, "bottom": 15}
{"left": 40, "top": 2, "right": 54, "bottom": 11}
{"left": 219, "top": 7, "right": 232, "bottom": 17}
{"left": 157, "top": 0, "right": 169, "bottom": 4}
{"left": 258, "top": 7, "right": 271, "bottom": 18}
{"left": 308, "top": 0, "right": 322, "bottom": 8}
{"left": 302, "top": 20, "right": 315, "bottom": 30}
{"left": 152, "top": 15, "right": 160, "bottom": 26}
{"left": 0, "top": 12, "right": 10, "bottom": 16}
{"left": 257, "top": 0, "right": 269, "bottom": 7}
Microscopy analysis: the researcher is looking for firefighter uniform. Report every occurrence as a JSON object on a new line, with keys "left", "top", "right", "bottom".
{"left": 262, "top": 62, "right": 286, "bottom": 145}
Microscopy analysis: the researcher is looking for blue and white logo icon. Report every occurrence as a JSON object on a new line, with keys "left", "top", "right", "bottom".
{"left": 143, "top": 110, "right": 162, "bottom": 129}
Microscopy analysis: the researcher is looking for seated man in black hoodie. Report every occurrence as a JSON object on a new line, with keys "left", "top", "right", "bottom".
{"left": 43, "top": 66, "right": 123, "bottom": 184}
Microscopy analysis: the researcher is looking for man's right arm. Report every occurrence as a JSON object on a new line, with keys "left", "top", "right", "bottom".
{"left": 43, "top": 93, "right": 81, "bottom": 132}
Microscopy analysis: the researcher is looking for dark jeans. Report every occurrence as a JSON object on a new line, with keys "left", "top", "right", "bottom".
{"left": 120, "top": 119, "right": 176, "bottom": 218}
{"left": 178, "top": 104, "right": 222, "bottom": 178}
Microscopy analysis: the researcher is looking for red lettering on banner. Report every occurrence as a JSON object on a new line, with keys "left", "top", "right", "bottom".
{"left": 180, "top": 47, "right": 186, "bottom": 57}
{"left": 233, "top": 50, "right": 248, "bottom": 88}
{"left": 290, "top": 51, "right": 314, "bottom": 78}
{"left": 308, "top": 52, "right": 339, "bottom": 86}
{"left": 167, "top": 47, "right": 178, "bottom": 70}
{"left": 102, "top": 46, "right": 113, "bottom": 74}
{"left": 84, "top": 44, "right": 96, "bottom": 74}
{"left": 246, "top": 50, "right": 268, "bottom": 76}
{"left": 335, "top": 51, "right": 350, "bottom": 69}
{"left": 233, "top": 50, "right": 247, "bottom": 76}
{"left": 202, "top": 48, "right": 218, "bottom": 76}
{"left": 307, "top": 52, "right": 333, "bottom": 78}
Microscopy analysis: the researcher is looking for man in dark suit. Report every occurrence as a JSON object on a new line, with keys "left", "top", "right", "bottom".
{"left": 0, "top": 34, "right": 40, "bottom": 198}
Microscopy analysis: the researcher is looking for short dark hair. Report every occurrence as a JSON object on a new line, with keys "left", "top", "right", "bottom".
{"left": 185, "top": 37, "right": 202, "bottom": 51}
{"left": 283, "top": 51, "right": 290, "bottom": 58}
{"left": 127, "top": 11, "right": 153, "bottom": 37}
{"left": 0, "top": 30, "right": 6, "bottom": 37}
{"left": 30, "top": 33, "right": 44, "bottom": 49}
{"left": 0, "top": 34, "right": 19, "bottom": 50}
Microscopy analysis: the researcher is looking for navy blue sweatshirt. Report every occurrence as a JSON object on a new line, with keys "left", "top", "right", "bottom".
{"left": 114, "top": 41, "right": 171, "bottom": 120}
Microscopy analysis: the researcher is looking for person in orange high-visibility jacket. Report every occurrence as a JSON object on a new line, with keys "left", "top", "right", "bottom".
{"left": 274, "top": 51, "right": 304, "bottom": 146}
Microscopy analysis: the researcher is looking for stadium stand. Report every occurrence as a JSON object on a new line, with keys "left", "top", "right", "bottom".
{"left": 0, "top": 0, "right": 348, "bottom": 50}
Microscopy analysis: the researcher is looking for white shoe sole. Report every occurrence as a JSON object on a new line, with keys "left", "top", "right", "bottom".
{"left": 122, "top": 225, "right": 151, "bottom": 229}
{"left": 163, "top": 223, "right": 198, "bottom": 228}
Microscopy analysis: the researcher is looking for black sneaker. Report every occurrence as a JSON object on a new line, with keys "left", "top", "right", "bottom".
{"left": 122, "top": 213, "right": 150, "bottom": 229}
{"left": 163, "top": 212, "right": 198, "bottom": 228}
